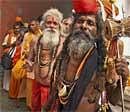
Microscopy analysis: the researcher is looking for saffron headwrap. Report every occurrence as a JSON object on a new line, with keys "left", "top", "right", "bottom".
{"left": 15, "top": 16, "right": 23, "bottom": 22}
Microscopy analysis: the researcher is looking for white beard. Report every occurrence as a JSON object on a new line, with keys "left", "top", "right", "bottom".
{"left": 40, "top": 28, "right": 60, "bottom": 48}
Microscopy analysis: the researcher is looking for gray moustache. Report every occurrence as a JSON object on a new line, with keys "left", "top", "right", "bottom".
{"left": 72, "top": 29, "right": 94, "bottom": 40}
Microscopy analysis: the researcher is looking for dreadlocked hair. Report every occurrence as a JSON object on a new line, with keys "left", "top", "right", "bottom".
{"left": 95, "top": 9, "right": 107, "bottom": 72}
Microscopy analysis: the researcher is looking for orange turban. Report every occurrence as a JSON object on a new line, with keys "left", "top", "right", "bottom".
{"left": 102, "top": 0, "right": 119, "bottom": 16}
{"left": 72, "top": 0, "right": 98, "bottom": 14}
{"left": 15, "top": 16, "right": 22, "bottom": 22}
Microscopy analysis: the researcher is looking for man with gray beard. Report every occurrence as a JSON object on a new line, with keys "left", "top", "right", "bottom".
{"left": 44, "top": 0, "right": 129, "bottom": 112}
{"left": 27, "top": 8, "right": 63, "bottom": 112}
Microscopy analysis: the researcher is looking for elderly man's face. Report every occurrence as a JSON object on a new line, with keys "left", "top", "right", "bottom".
{"left": 74, "top": 15, "right": 97, "bottom": 39}
{"left": 45, "top": 15, "right": 59, "bottom": 30}
{"left": 41, "top": 15, "right": 60, "bottom": 48}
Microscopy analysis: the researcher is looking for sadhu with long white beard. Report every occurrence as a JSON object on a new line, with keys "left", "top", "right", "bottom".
{"left": 44, "top": 0, "right": 129, "bottom": 112}
{"left": 27, "top": 8, "right": 63, "bottom": 111}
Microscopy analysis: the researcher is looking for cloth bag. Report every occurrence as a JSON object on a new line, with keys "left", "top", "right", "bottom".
{"left": 1, "top": 47, "right": 15, "bottom": 70}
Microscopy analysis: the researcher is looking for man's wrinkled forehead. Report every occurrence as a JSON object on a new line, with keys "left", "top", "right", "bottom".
{"left": 46, "top": 15, "right": 59, "bottom": 23}
{"left": 76, "top": 14, "right": 96, "bottom": 22}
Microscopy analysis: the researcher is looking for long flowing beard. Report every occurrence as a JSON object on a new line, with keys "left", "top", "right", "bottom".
{"left": 40, "top": 28, "right": 60, "bottom": 48}
{"left": 68, "top": 30, "right": 95, "bottom": 59}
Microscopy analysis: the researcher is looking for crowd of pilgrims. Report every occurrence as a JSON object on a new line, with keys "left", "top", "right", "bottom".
{"left": 1, "top": 9, "right": 73, "bottom": 111}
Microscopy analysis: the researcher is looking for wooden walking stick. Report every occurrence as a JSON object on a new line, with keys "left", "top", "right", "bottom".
{"left": 117, "top": 42, "right": 125, "bottom": 112}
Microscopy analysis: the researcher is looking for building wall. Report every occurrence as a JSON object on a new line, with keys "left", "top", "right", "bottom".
{"left": 0, "top": 0, "right": 72, "bottom": 59}
{"left": 123, "top": 0, "right": 130, "bottom": 17}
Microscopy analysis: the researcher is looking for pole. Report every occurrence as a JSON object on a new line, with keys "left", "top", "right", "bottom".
{"left": 117, "top": 38, "right": 125, "bottom": 112}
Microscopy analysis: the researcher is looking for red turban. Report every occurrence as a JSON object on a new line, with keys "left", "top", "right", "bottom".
{"left": 72, "top": 0, "right": 98, "bottom": 14}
